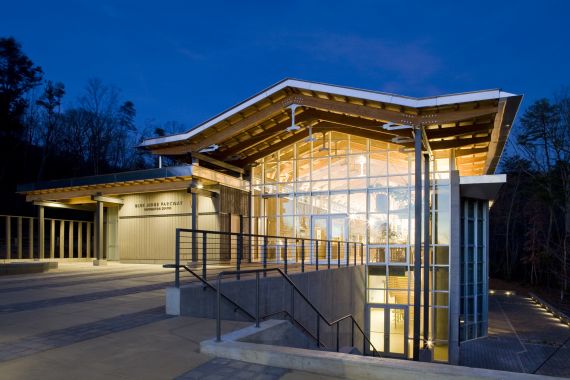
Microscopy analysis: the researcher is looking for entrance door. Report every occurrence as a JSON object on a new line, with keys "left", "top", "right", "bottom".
{"left": 367, "top": 304, "right": 408, "bottom": 358}
{"left": 310, "top": 215, "right": 347, "bottom": 263}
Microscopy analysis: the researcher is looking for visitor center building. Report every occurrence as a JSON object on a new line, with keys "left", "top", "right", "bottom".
{"left": 18, "top": 79, "right": 522, "bottom": 364}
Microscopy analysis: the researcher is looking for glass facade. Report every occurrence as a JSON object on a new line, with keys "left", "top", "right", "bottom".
{"left": 251, "top": 131, "right": 453, "bottom": 361}
{"left": 460, "top": 198, "right": 488, "bottom": 341}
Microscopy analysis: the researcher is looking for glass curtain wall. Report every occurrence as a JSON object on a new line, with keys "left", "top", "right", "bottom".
{"left": 250, "top": 132, "right": 451, "bottom": 362}
{"left": 460, "top": 198, "right": 488, "bottom": 341}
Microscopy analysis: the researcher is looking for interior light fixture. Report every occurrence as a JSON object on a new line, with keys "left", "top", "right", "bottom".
{"left": 286, "top": 104, "right": 301, "bottom": 132}
{"left": 305, "top": 125, "right": 317, "bottom": 142}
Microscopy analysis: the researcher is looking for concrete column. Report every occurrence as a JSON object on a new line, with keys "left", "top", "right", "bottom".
{"left": 448, "top": 170, "right": 461, "bottom": 364}
{"left": 5, "top": 216, "right": 11, "bottom": 261}
{"left": 94, "top": 201, "right": 106, "bottom": 265}
{"left": 28, "top": 218, "right": 34, "bottom": 259}
{"left": 68, "top": 220, "right": 74, "bottom": 258}
{"left": 78, "top": 222, "right": 83, "bottom": 258}
{"left": 423, "top": 154, "right": 430, "bottom": 348}
{"left": 59, "top": 220, "right": 65, "bottom": 258}
{"left": 86, "top": 223, "right": 91, "bottom": 258}
{"left": 50, "top": 219, "right": 55, "bottom": 259}
{"left": 413, "top": 127, "right": 422, "bottom": 361}
{"left": 38, "top": 206, "right": 45, "bottom": 260}
{"left": 17, "top": 217, "right": 22, "bottom": 259}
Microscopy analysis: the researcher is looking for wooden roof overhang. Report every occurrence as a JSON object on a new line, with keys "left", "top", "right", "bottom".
{"left": 140, "top": 79, "right": 522, "bottom": 176}
{"left": 19, "top": 165, "right": 247, "bottom": 203}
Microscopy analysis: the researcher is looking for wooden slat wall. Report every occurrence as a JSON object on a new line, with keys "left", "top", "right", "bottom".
{"left": 118, "top": 190, "right": 193, "bottom": 263}
{"left": 220, "top": 186, "right": 250, "bottom": 216}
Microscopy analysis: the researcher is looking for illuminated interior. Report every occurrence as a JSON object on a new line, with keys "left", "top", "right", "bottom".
{"left": 251, "top": 131, "right": 451, "bottom": 361}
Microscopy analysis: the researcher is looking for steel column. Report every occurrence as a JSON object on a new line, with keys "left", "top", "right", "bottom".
{"left": 423, "top": 153, "right": 430, "bottom": 348}
{"left": 413, "top": 126, "right": 423, "bottom": 361}
{"left": 191, "top": 192, "right": 198, "bottom": 262}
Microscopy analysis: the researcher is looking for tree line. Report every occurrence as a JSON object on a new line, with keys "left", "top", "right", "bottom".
{"left": 489, "top": 90, "right": 570, "bottom": 300}
{"left": 0, "top": 37, "right": 183, "bottom": 214}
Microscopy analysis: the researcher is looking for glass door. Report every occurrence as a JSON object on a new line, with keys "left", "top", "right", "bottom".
{"left": 367, "top": 304, "right": 408, "bottom": 358}
{"left": 310, "top": 215, "right": 347, "bottom": 264}
{"left": 311, "top": 216, "right": 328, "bottom": 262}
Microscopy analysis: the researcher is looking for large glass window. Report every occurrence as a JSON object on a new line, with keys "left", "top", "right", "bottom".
{"left": 253, "top": 133, "right": 452, "bottom": 362}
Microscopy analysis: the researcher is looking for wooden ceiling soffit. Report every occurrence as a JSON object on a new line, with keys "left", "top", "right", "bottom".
{"left": 419, "top": 107, "right": 497, "bottom": 125}
{"left": 457, "top": 155, "right": 487, "bottom": 164}
{"left": 425, "top": 123, "right": 493, "bottom": 140}
{"left": 454, "top": 147, "right": 488, "bottom": 157}
{"left": 311, "top": 121, "right": 400, "bottom": 143}
{"left": 430, "top": 136, "right": 490, "bottom": 151}
{"left": 238, "top": 130, "right": 310, "bottom": 165}
{"left": 218, "top": 109, "right": 320, "bottom": 157}
{"left": 483, "top": 98, "right": 515, "bottom": 174}
{"left": 182, "top": 95, "right": 303, "bottom": 153}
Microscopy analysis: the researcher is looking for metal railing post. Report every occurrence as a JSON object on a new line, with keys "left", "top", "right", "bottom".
{"left": 361, "top": 243, "right": 364, "bottom": 265}
{"left": 336, "top": 323, "right": 340, "bottom": 352}
{"left": 337, "top": 241, "right": 341, "bottom": 268}
{"left": 351, "top": 319, "right": 355, "bottom": 347}
{"left": 290, "top": 286, "right": 294, "bottom": 319}
{"left": 316, "top": 314, "right": 320, "bottom": 347}
{"left": 301, "top": 239, "right": 305, "bottom": 273}
{"left": 283, "top": 238, "right": 288, "bottom": 274}
{"left": 346, "top": 241, "right": 349, "bottom": 267}
{"left": 175, "top": 229, "right": 180, "bottom": 288}
{"left": 237, "top": 233, "right": 242, "bottom": 281}
{"left": 255, "top": 272, "right": 260, "bottom": 328}
{"left": 202, "top": 231, "right": 207, "bottom": 280}
{"left": 315, "top": 240, "right": 319, "bottom": 271}
{"left": 216, "top": 275, "right": 222, "bottom": 342}
{"left": 354, "top": 242, "right": 357, "bottom": 266}
{"left": 263, "top": 235, "right": 268, "bottom": 278}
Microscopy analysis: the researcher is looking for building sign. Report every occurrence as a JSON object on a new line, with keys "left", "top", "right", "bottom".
{"left": 120, "top": 191, "right": 192, "bottom": 217}
{"left": 134, "top": 200, "right": 184, "bottom": 212}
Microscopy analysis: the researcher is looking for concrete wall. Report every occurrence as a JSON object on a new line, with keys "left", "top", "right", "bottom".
{"left": 448, "top": 170, "right": 461, "bottom": 364}
{"left": 169, "top": 266, "right": 367, "bottom": 351}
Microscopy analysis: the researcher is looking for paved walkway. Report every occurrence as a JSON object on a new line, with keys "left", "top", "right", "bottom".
{"left": 0, "top": 262, "right": 340, "bottom": 379}
{"left": 460, "top": 293, "right": 570, "bottom": 377}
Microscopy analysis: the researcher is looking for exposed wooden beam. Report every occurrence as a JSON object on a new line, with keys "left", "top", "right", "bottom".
{"left": 91, "top": 195, "right": 124, "bottom": 205}
{"left": 419, "top": 107, "right": 497, "bottom": 125}
{"left": 430, "top": 136, "right": 490, "bottom": 150}
{"left": 425, "top": 123, "right": 492, "bottom": 139}
{"left": 218, "top": 109, "right": 319, "bottom": 157}
{"left": 311, "top": 121, "right": 402, "bottom": 143}
{"left": 238, "top": 130, "right": 310, "bottom": 165}
{"left": 190, "top": 151, "right": 245, "bottom": 174}
{"left": 454, "top": 147, "right": 488, "bottom": 157}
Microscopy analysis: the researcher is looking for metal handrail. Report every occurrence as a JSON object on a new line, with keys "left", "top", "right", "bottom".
{"left": 262, "top": 310, "right": 327, "bottom": 349}
{"left": 165, "top": 263, "right": 326, "bottom": 349}
{"left": 174, "top": 228, "right": 366, "bottom": 286}
{"left": 215, "top": 267, "right": 381, "bottom": 357}
{"left": 163, "top": 264, "right": 255, "bottom": 321}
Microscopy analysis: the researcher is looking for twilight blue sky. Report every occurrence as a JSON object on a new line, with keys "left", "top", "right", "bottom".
{"left": 1, "top": 0, "right": 569, "bottom": 133}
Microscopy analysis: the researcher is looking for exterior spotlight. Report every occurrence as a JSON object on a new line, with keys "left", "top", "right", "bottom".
{"left": 190, "top": 180, "right": 203, "bottom": 189}
{"left": 199, "top": 144, "right": 219, "bottom": 153}
{"left": 426, "top": 340, "right": 434, "bottom": 349}
{"left": 489, "top": 290, "right": 495, "bottom": 295}
{"left": 505, "top": 291, "right": 512, "bottom": 296}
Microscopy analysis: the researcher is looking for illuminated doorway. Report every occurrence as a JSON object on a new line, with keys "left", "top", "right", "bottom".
{"left": 367, "top": 304, "right": 408, "bottom": 358}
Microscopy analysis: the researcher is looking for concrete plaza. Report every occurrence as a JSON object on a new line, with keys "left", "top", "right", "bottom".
{"left": 460, "top": 293, "right": 570, "bottom": 377}
{"left": 0, "top": 263, "right": 337, "bottom": 380}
